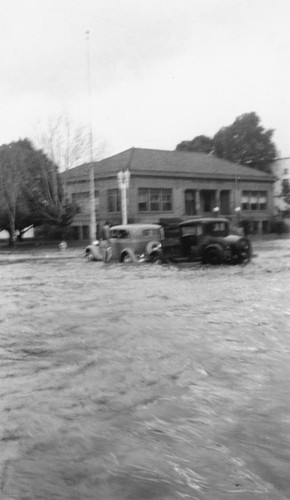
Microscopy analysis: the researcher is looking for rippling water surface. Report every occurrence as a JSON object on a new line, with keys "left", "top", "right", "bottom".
{"left": 1, "top": 243, "right": 290, "bottom": 499}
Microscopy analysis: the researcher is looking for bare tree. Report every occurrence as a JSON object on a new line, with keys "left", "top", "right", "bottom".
{"left": 35, "top": 115, "right": 106, "bottom": 172}
{"left": 34, "top": 114, "right": 107, "bottom": 241}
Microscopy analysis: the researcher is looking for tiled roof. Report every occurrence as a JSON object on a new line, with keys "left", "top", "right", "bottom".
{"left": 67, "top": 147, "right": 274, "bottom": 181}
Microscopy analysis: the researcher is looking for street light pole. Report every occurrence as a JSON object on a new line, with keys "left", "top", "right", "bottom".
{"left": 117, "top": 170, "right": 130, "bottom": 224}
{"left": 235, "top": 206, "right": 241, "bottom": 225}
{"left": 213, "top": 206, "right": 220, "bottom": 218}
{"left": 86, "top": 30, "right": 96, "bottom": 242}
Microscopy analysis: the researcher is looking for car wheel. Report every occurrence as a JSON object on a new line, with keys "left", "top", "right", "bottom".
{"left": 150, "top": 252, "right": 163, "bottom": 264}
{"left": 85, "top": 250, "right": 94, "bottom": 262}
{"left": 121, "top": 252, "right": 134, "bottom": 263}
{"left": 203, "top": 248, "right": 223, "bottom": 265}
{"left": 237, "top": 239, "right": 252, "bottom": 265}
{"left": 145, "top": 240, "right": 160, "bottom": 255}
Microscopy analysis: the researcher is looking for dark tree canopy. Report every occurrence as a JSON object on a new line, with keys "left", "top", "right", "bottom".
{"left": 281, "top": 178, "right": 290, "bottom": 205}
{"left": 0, "top": 140, "right": 34, "bottom": 243}
{"left": 0, "top": 139, "right": 77, "bottom": 244}
{"left": 176, "top": 113, "right": 277, "bottom": 172}
{"left": 176, "top": 135, "right": 213, "bottom": 154}
{"left": 213, "top": 113, "right": 277, "bottom": 171}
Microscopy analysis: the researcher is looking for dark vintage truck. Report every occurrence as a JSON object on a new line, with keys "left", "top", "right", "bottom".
{"left": 151, "top": 217, "right": 251, "bottom": 265}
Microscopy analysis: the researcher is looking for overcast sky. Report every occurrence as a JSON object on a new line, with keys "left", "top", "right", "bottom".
{"left": 1, "top": 0, "right": 290, "bottom": 159}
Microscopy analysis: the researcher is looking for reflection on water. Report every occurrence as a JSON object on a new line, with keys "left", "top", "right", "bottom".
{"left": 1, "top": 257, "right": 290, "bottom": 499}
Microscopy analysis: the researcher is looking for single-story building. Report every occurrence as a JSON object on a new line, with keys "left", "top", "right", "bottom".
{"left": 65, "top": 147, "right": 275, "bottom": 240}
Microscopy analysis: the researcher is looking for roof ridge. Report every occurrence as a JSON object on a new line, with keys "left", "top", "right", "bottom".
{"left": 68, "top": 147, "right": 135, "bottom": 170}
{"left": 64, "top": 146, "right": 274, "bottom": 179}
{"left": 131, "top": 146, "right": 209, "bottom": 155}
{"left": 98, "top": 147, "right": 134, "bottom": 163}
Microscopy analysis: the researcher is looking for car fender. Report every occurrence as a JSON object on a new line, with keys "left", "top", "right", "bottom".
{"left": 120, "top": 247, "right": 138, "bottom": 263}
{"left": 202, "top": 243, "right": 225, "bottom": 263}
{"left": 145, "top": 240, "right": 161, "bottom": 256}
{"left": 203, "top": 242, "right": 225, "bottom": 253}
{"left": 85, "top": 244, "right": 103, "bottom": 261}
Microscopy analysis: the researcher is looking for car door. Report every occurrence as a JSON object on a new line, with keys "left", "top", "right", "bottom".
{"left": 180, "top": 223, "right": 203, "bottom": 260}
{"left": 109, "top": 228, "right": 131, "bottom": 260}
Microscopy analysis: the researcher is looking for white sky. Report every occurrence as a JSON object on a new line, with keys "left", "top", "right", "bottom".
{"left": 1, "top": 0, "right": 290, "bottom": 159}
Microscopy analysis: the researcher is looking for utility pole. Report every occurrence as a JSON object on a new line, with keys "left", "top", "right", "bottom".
{"left": 86, "top": 30, "right": 96, "bottom": 241}
{"left": 234, "top": 164, "right": 241, "bottom": 225}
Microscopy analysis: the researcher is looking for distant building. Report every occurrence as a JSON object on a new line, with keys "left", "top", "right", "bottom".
{"left": 65, "top": 147, "right": 275, "bottom": 240}
{"left": 270, "top": 157, "right": 290, "bottom": 212}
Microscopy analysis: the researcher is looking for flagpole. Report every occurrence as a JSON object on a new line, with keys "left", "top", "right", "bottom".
{"left": 86, "top": 30, "right": 96, "bottom": 242}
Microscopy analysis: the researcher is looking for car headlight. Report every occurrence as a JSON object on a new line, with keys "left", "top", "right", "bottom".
{"left": 239, "top": 238, "right": 250, "bottom": 250}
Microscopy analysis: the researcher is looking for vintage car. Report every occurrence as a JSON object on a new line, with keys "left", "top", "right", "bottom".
{"left": 151, "top": 217, "right": 252, "bottom": 265}
{"left": 85, "top": 223, "right": 163, "bottom": 263}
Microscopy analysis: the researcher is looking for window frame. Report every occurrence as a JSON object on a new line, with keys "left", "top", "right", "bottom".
{"left": 71, "top": 191, "right": 99, "bottom": 213}
{"left": 242, "top": 190, "right": 268, "bottom": 211}
{"left": 138, "top": 188, "right": 173, "bottom": 212}
{"left": 184, "top": 189, "right": 196, "bottom": 216}
{"left": 108, "top": 188, "right": 121, "bottom": 213}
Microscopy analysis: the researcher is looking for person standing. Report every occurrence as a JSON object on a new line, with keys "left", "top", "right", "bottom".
{"left": 100, "top": 222, "right": 111, "bottom": 262}
{"left": 101, "top": 221, "right": 110, "bottom": 242}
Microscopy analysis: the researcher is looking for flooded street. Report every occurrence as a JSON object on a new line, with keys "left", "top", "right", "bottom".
{"left": 1, "top": 239, "right": 290, "bottom": 499}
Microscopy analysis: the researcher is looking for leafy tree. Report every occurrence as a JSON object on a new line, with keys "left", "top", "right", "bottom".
{"left": 281, "top": 178, "right": 290, "bottom": 205}
{"left": 0, "top": 141, "right": 32, "bottom": 244}
{"left": 213, "top": 113, "right": 277, "bottom": 171}
{"left": 0, "top": 139, "right": 77, "bottom": 245}
{"left": 176, "top": 112, "right": 277, "bottom": 172}
{"left": 176, "top": 135, "right": 213, "bottom": 154}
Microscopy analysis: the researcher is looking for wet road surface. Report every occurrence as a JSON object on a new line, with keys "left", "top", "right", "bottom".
{"left": 1, "top": 240, "right": 290, "bottom": 499}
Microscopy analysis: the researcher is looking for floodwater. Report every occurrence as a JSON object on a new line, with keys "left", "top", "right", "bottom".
{"left": 1, "top": 240, "right": 290, "bottom": 499}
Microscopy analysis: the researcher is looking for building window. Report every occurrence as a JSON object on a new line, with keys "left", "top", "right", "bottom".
{"left": 138, "top": 188, "right": 149, "bottom": 211}
{"left": 220, "top": 190, "right": 231, "bottom": 215}
{"left": 82, "top": 226, "right": 89, "bottom": 240}
{"left": 162, "top": 189, "right": 172, "bottom": 211}
{"left": 242, "top": 191, "right": 267, "bottom": 211}
{"left": 250, "top": 192, "right": 258, "bottom": 210}
{"left": 184, "top": 190, "right": 196, "bottom": 215}
{"left": 138, "top": 188, "right": 172, "bottom": 212}
{"left": 259, "top": 192, "right": 267, "bottom": 210}
{"left": 283, "top": 168, "right": 288, "bottom": 176}
{"left": 150, "top": 189, "right": 161, "bottom": 211}
{"left": 72, "top": 226, "right": 80, "bottom": 240}
{"left": 201, "top": 190, "right": 215, "bottom": 213}
{"left": 71, "top": 191, "right": 99, "bottom": 213}
{"left": 108, "top": 189, "right": 121, "bottom": 212}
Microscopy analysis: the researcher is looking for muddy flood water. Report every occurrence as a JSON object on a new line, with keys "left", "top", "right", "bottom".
{"left": 1, "top": 239, "right": 290, "bottom": 499}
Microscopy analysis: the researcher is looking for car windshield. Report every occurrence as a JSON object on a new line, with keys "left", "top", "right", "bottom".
{"left": 181, "top": 224, "right": 202, "bottom": 237}
{"left": 110, "top": 229, "right": 130, "bottom": 239}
